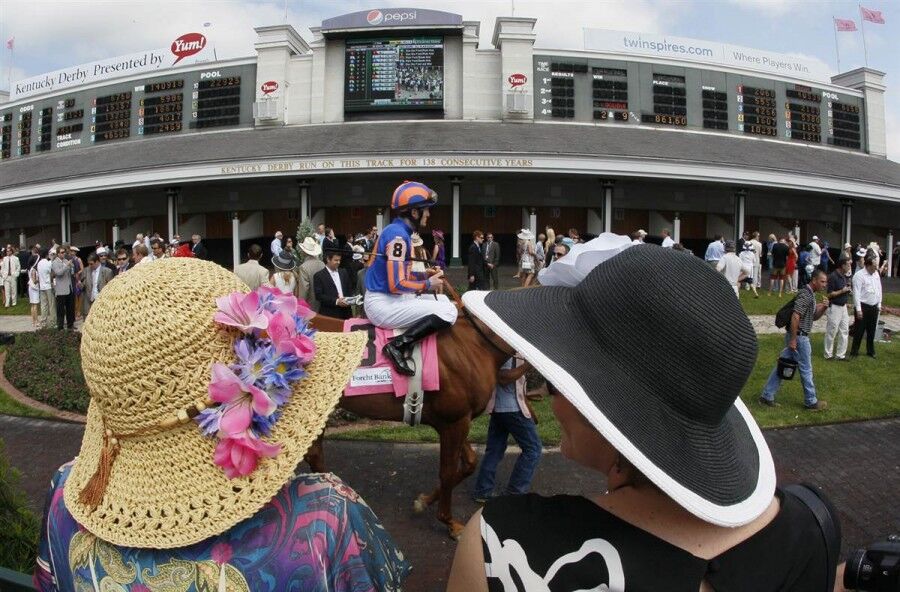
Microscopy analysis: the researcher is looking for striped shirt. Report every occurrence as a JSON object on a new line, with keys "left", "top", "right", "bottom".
{"left": 793, "top": 285, "right": 816, "bottom": 334}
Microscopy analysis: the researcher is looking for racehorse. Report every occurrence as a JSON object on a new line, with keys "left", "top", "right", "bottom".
{"left": 305, "top": 281, "right": 520, "bottom": 538}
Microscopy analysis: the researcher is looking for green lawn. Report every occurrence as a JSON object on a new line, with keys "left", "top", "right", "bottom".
{"left": 331, "top": 333, "right": 899, "bottom": 445}
{"left": 737, "top": 288, "right": 900, "bottom": 316}
{"left": 0, "top": 387, "right": 51, "bottom": 419}
{"left": 0, "top": 300, "right": 30, "bottom": 316}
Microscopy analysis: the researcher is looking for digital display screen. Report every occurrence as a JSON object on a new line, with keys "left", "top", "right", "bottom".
{"left": 701, "top": 88, "right": 728, "bottom": 130}
{"left": 345, "top": 37, "right": 444, "bottom": 112}
{"left": 92, "top": 91, "right": 132, "bottom": 143}
{"left": 785, "top": 85, "right": 822, "bottom": 143}
{"left": 737, "top": 85, "right": 777, "bottom": 137}
{"left": 191, "top": 76, "right": 242, "bottom": 129}
{"left": 644, "top": 74, "right": 687, "bottom": 126}
{"left": 0, "top": 113, "right": 12, "bottom": 160}
{"left": 592, "top": 66, "right": 628, "bottom": 122}
{"left": 140, "top": 92, "right": 184, "bottom": 136}
{"left": 828, "top": 101, "right": 861, "bottom": 149}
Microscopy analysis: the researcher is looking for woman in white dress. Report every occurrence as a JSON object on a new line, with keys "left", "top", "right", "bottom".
{"left": 739, "top": 243, "right": 759, "bottom": 298}
{"left": 270, "top": 251, "right": 297, "bottom": 294}
{"left": 27, "top": 253, "right": 41, "bottom": 327}
{"left": 518, "top": 229, "right": 537, "bottom": 287}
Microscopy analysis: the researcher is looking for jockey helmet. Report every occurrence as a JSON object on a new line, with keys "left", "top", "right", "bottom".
{"left": 391, "top": 181, "right": 438, "bottom": 212}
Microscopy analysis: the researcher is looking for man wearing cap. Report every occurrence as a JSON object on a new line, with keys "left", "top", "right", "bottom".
{"left": 365, "top": 181, "right": 455, "bottom": 376}
{"left": 271, "top": 231, "right": 283, "bottom": 259}
{"left": 234, "top": 244, "right": 270, "bottom": 290}
{"left": 824, "top": 257, "right": 852, "bottom": 361}
{"left": 760, "top": 268, "right": 829, "bottom": 410}
{"left": 297, "top": 237, "right": 325, "bottom": 312}
{"left": 849, "top": 253, "right": 883, "bottom": 359}
{"left": 716, "top": 241, "right": 748, "bottom": 297}
{"left": 808, "top": 236, "right": 822, "bottom": 270}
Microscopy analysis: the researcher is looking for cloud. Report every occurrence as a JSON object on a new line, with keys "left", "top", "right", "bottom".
{"left": 724, "top": 0, "right": 795, "bottom": 17}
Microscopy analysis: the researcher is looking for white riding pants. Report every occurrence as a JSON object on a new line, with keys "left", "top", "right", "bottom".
{"left": 364, "top": 291, "right": 458, "bottom": 329}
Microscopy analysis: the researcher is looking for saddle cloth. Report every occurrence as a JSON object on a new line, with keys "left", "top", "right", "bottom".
{"left": 342, "top": 318, "right": 440, "bottom": 397}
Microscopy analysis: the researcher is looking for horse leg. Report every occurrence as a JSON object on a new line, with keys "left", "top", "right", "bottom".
{"left": 304, "top": 434, "right": 326, "bottom": 473}
{"left": 414, "top": 439, "right": 478, "bottom": 512}
{"left": 427, "top": 419, "right": 471, "bottom": 539}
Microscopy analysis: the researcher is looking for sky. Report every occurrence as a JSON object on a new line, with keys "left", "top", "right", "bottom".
{"left": 0, "top": 0, "right": 897, "bottom": 160}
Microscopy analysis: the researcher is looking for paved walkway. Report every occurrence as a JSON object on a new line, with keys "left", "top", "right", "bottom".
{"left": 2, "top": 414, "right": 897, "bottom": 590}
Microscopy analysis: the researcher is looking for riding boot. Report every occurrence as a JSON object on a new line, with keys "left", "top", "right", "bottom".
{"left": 384, "top": 314, "right": 451, "bottom": 376}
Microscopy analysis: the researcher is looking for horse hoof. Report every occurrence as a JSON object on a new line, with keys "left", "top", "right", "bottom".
{"left": 413, "top": 494, "right": 427, "bottom": 514}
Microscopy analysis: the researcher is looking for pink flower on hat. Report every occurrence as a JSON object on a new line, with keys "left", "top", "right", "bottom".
{"left": 213, "top": 430, "right": 281, "bottom": 479}
{"left": 267, "top": 311, "right": 317, "bottom": 364}
{"left": 211, "top": 542, "right": 233, "bottom": 565}
{"left": 208, "top": 363, "right": 278, "bottom": 434}
{"left": 214, "top": 291, "right": 269, "bottom": 334}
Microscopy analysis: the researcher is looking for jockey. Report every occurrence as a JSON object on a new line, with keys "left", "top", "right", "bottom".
{"left": 365, "top": 181, "right": 459, "bottom": 375}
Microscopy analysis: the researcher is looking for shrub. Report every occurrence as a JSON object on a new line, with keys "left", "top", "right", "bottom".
{"left": 0, "top": 441, "right": 39, "bottom": 573}
{"left": 296, "top": 217, "right": 316, "bottom": 246}
{"left": 5, "top": 329, "right": 90, "bottom": 413}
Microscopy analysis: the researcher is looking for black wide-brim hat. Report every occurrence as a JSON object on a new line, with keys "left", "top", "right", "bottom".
{"left": 271, "top": 251, "right": 296, "bottom": 271}
{"left": 462, "top": 244, "right": 775, "bottom": 527}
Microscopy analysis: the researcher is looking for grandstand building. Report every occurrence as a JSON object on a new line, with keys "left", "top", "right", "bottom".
{"left": 0, "top": 8, "right": 897, "bottom": 268}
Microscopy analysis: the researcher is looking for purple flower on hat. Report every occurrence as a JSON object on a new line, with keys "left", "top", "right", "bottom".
{"left": 198, "top": 286, "right": 316, "bottom": 479}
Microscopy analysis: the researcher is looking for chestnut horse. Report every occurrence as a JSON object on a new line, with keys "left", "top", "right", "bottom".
{"left": 306, "top": 285, "right": 520, "bottom": 537}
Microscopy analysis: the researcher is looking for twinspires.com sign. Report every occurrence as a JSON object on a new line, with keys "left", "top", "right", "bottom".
{"left": 583, "top": 29, "right": 831, "bottom": 83}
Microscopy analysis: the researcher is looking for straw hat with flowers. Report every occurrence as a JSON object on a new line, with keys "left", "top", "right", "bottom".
{"left": 65, "top": 258, "right": 365, "bottom": 548}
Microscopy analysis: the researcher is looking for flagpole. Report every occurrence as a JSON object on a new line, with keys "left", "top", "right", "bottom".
{"left": 859, "top": 4, "right": 869, "bottom": 66}
{"left": 832, "top": 18, "right": 842, "bottom": 72}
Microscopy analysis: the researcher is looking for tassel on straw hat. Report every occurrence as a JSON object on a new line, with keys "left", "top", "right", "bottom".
{"left": 64, "top": 258, "right": 366, "bottom": 548}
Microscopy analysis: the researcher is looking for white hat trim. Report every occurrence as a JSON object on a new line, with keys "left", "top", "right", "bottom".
{"left": 461, "top": 289, "right": 776, "bottom": 527}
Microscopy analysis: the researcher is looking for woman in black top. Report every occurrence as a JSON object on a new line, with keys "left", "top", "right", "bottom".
{"left": 451, "top": 244, "right": 844, "bottom": 591}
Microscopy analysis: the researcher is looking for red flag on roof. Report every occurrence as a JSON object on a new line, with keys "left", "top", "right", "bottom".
{"left": 834, "top": 18, "right": 858, "bottom": 31}
{"left": 860, "top": 6, "right": 885, "bottom": 24}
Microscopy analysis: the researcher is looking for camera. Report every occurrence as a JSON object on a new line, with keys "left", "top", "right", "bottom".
{"left": 844, "top": 534, "right": 900, "bottom": 591}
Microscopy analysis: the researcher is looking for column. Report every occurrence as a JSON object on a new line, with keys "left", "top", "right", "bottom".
{"left": 840, "top": 198, "right": 853, "bottom": 248}
{"left": 733, "top": 188, "right": 746, "bottom": 244}
{"left": 18, "top": 230, "right": 26, "bottom": 250}
{"left": 886, "top": 230, "right": 894, "bottom": 277}
{"left": 112, "top": 220, "right": 119, "bottom": 246}
{"left": 794, "top": 221, "right": 801, "bottom": 245}
{"left": 601, "top": 179, "right": 614, "bottom": 234}
{"left": 451, "top": 177, "right": 462, "bottom": 265}
{"left": 375, "top": 208, "right": 384, "bottom": 232}
{"left": 529, "top": 208, "right": 537, "bottom": 238}
{"left": 673, "top": 212, "right": 681, "bottom": 244}
{"left": 298, "top": 179, "right": 311, "bottom": 221}
{"left": 59, "top": 199, "right": 71, "bottom": 244}
{"left": 232, "top": 212, "right": 241, "bottom": 270}
{"left": 166, "top": 186, "right": 180, "bottom": 240}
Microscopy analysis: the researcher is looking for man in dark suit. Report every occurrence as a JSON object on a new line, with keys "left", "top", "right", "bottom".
{"left": 468, "top": 230, "right": 488, "bottom": 290}
{"left": 191, "top": 234, "right": 208, "bottom": 260}
{"left": 313, "top": 251, "right": 353, "bottom": 320}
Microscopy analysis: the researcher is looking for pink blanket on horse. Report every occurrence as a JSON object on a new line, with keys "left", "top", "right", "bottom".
{"left": 342, "top": 318, "right": 440, "bottom": 397}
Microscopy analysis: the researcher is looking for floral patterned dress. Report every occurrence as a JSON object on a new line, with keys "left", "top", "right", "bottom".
{"left": 34, "top": 463, "right": 411, "bottom": 592}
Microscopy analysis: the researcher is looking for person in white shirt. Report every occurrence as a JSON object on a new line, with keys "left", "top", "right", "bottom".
{"left": 716, "top": 241, "right": 748, "bottom": 297}
{"left": 1, "top": 245, "right": 22, "bottom": 306}
{"left": 738, "top": 244, "right": 759, "bottom": 298}
{"left": 661, "top": 229, "right": 675, "bottom": 248}
{"left": 37, "top": 250, "right": 55, "bottom": 327}
{"left": 133, "top": 244, "right": 150, "bottom": 266}
{"left": 271, "top": 231, "right": 283, "bottom": 258}
{"left": 313, "top": 252, "right": 352, "bottom": 320}
{"left": 314, "top": 224, "right": 326, "bottom": 246}
{"left": 749, "top": 231, "right": 763, "bottom": 288}
{"left": 808, "top": 236, "right": 822, "bottom": 269}
{"left": 849, "top": 254, "right": 883, "bottom": 358}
